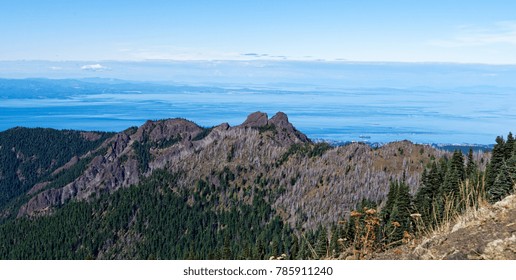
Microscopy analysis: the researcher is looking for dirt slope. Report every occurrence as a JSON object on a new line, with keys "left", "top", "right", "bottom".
{"left": 376, "top": 194, "right": 516, "bottom": 260}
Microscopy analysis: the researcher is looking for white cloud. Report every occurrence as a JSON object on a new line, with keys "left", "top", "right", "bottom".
{"left": 49, "top": 66, "right": 62, "bottom": 70}
{"left": 81, "top": 64, "right": 109, "bottom": 71}
{"left": 429, "top": 21, "right": 516, "bottom": 47}
{"left": 115, "top": 44, "right": 297, "bottom": 61}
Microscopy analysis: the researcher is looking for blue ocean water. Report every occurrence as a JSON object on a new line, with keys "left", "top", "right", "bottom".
{"left": 1, "top": 85, "right": 513, "bottom": 144}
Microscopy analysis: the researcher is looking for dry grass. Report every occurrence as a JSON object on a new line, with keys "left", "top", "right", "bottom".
{"left": 340, "top": 177, "right": 501, "bottom": 260}
{"left": 424, "top": 177, "right": 487, "bottom": 237}
{"left": 371, "top": 181, "right": 516, "bottom": 259}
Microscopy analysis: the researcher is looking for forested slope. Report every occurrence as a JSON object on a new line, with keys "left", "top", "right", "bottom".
{"left": 1, "top": 112, "right": 510, "bottom": 260}
{"left": 0, "top": 127, "right": 113, "bottom": 216}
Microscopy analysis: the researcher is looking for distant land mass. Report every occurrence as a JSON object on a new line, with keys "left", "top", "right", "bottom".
{"left": 0, "top": 112, "right": 513, "bottom": 259}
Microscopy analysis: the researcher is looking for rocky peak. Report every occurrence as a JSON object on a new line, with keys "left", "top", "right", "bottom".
{"left": 238, "top": 111, "right": 309, "bottom": 143}
{"left": 212, "top": 122, "right": 230, "bottom": 133}
{"left": 268, "top": 112, "right": 289, "bottom": 127}
{"left": 240, "top": 111, "right": 269, "bottom": 128}
{"left": 135, "top": 118, "right": 203, "bottom": 142}
{"left": 269, "top": 112, "right": 310, "bottom": 143}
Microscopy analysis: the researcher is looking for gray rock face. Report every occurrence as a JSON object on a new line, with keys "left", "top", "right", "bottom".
{"left": 18, "top": 118, "right": 205, "bottom": 217}
{"left": 27, "top": 181, "right": 50, "bottom": 196}
{"left": 217, "top": 123, "right": 230, "bottom": 131}
{"left": 134, "top": 118, "right": 202, "bottom": 143}
{"left": 241, "top": 111, "right": 269, "bottom": 128}
{"left": 269, "top": 112, "right": 309, "bottom": 143}
{"left": 80, "top": 132, "right": 102, "bottom": 141}
{"left": 51, "top": 156, "right": 79, "bottom": 176}
{"left": 238, "top": 111, "right": 309, "bottom": 144}
{"left": 109, "top": 133, "right": 131, "bottom": 157}
{"left": 18, "top": 188, "right": 62, "bottom": 217}
{"left": 268, "top": 111, "right": 289, "bottom": 127}
{"left": 147, "top": 118, "right": 202, "bottom": 142}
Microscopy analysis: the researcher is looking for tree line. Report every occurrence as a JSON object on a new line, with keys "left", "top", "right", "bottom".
{"left": 0, "top": 132, "right": 513, "bottom": 259}
{"left": 320, "top": 132, "right": 515, "bottom": 259}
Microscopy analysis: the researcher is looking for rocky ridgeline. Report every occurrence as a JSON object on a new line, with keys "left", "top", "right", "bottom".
{"left": 17, "top": 112, "right": 307, "bottom": 216}
{"left": 18, "top": 112, "right": 449, "bottom": 230}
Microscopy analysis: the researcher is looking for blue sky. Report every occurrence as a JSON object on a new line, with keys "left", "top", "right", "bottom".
{"left": 1, "top": 0, "right": 516, "bottom": 64}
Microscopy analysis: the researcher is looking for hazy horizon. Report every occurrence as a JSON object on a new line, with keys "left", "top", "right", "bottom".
{"left": 2, "top": 60, "right": 516, "bottom": 88}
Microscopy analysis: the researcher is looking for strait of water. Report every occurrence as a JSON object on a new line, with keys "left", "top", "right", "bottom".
{"left": 1, "top": 86, "right": 513, "bottom": 145}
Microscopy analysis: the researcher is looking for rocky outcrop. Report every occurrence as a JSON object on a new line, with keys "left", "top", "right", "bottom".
{"left": 240, "top": 111, "right": 269, "bottom": 128}
{"left": 269, "top": 111, "right": 309, "bottom": 143}
{"left": 238, "top": 111, "right": 309, "bottom": 144}
{"left": 18, "top": 188, "right": 63, "bottom": 217}
{"left": 27, "top": 181, "right": 50, "bottom": 195}
{"left": 51, "top": 156, "right": 79, "bottom": 176}
{"left": 80, "top": 132, "right": 103, "bottom": 141}
{"left": 138, "top": 118, "right": 203, "bottom": 143}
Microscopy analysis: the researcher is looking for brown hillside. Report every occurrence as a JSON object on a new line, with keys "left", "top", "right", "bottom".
{"left": 18, "top": 112, "right": 468, "bottom": 231}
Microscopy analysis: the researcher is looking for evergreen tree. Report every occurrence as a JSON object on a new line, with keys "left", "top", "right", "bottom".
{"left": 428, "top": 162, "right": 443, "bottom": 192}
{"left": 513, "top": 138, "right": 516, "bottom": 157}
{"left": 486, "top": 136, "right": 506, "bottom": 190}
{"left": 395, "top": 182, "right": 412, "bottom": 234}
{"left": 329, "top": 225, "right": 340, "bottom": 258}
{"left": 505, "top": 132, "right": 514, "bottom": 160}
{"left": 488, "top": 164, "right": 513, "bottom": 203}
{"left": 315, "top": 227, "right": 328, "bottom": 259}
{"left": 420, "top": 168, "right": 428, "bottom": 189}
{"left": 381, "top": 181, "right": 399, "bottom": 222}
{"left": 382, "top": 181, "right": 412, "bottom": 244}
{"left": 269, "top": 237, "right": 278, "bottom": 257}
{"left": 289, "top": 234, "right": 299, "bottom": 260}
{"left": 466, "top": 148, "right": 477, "bottom": 178}
{"left": 507, "top": 155, "right": 516, "bottom": 184}
{"left": 439, "top": 157, "right": 449, "bottom": 181}
{"left": 385, "top": 205, "right": 404, "bottom": 243}
{"left": 296, "top": 237, "right": 310, "bottom": 260}
{"left": 442, "top": 150, "right": 464, "bottom": 197}
{"left": 241, "top": 243, "right": 252, "bottom": 260}
{"left": 253, "top": 239, "right": 265, "bottom": 260}
{"left": 342, "top": 219, "right": 355, "bottom": 249}
{"left": 414, "top": 163, "right": 441, "bottom": 228}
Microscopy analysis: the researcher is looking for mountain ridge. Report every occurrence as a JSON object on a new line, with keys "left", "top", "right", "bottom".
{"left": 6, "top": 112, "right": 457, "bottom": 231}
{"left": 0, "top": 111, "right": 503, "bottom": 260}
